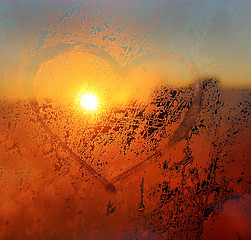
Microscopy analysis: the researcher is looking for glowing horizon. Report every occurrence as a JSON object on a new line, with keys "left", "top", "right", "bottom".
{"left": 0, "top": 0, "right": 250, "bottom": 103}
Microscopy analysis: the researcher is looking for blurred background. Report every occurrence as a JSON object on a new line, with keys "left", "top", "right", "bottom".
{"left": 0, "top": 0, "right": 250, "bottom": 101}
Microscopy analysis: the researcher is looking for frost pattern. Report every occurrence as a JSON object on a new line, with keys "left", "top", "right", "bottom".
{"left": 0, "top": 1, "right": 250, "bottom": 240}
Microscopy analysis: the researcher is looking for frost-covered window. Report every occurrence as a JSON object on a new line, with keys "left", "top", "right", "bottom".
{"left": 0, "top": 1, "right": 250, "bottom": 239}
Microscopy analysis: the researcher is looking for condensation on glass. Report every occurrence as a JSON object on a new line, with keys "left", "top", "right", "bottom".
{"left": 0, "top": 1, "right": 250, "bottom": 239}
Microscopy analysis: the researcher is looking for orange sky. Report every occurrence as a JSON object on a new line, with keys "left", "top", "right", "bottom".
{"left": 0, "top": 0, "right": 250, "bottom": 103}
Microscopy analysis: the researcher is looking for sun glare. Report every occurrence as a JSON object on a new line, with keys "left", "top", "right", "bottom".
{"left": 80, "top": 93, "right": 98, "bottom": 111}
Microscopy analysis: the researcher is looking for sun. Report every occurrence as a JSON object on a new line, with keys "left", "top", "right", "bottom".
{"left": 80, "top": 93, "right": 98, "bottom": 111}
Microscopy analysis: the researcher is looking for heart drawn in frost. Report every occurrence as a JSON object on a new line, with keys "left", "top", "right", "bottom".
{"left": 25, "top": 43, "right": 204, "bottom": 194}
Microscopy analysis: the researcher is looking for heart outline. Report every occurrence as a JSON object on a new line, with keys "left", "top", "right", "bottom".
{"left": 25, "top": 43, "right": 204, "bottom": 194}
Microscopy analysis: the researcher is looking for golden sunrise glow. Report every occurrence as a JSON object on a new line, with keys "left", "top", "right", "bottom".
{"left": 80, "top": 93, "right": 98, "bottom": 111}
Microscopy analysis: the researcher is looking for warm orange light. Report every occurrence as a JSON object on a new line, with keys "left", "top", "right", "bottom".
{"left": 80, "top": 93, "right": 98, "bottom": 111}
